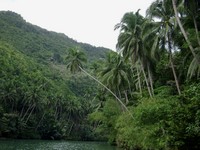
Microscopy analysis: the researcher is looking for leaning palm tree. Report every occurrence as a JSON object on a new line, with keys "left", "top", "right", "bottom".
{"left": 65, "top": 47, "right": 132, "bottom": 115}
{"left": 184, "top": 0, "right": 200, "bottom": 47}
{"left": 147, "top": 0, "right": 181, "bottom": 95}
{"left": 172, "top": 0, "right": 200, "bottom": 64}
{"left": 179, "top": 0, "right": 200, "bottom": 78}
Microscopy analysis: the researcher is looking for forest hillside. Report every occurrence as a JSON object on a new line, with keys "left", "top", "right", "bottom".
{"left": 1, "top": 1, "right": 200, "bottom": 149}
{"left": 0, "top": 11, "right": 110, "bottom": 63}
{"left": 0, "top": 11, "right": 109, "bottom": 141}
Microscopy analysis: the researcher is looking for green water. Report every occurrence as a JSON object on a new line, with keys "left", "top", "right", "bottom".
{"left": 0, "top": 140, "right": 121, "bottom": 150}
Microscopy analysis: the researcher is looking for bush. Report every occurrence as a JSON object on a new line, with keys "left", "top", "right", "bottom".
{"left": 175, "top": 83, "right": 200, "bottom": 149}
{"left": 115, "top": 83, "right": 200, "bottom": 150}
{"left": 88, "top": 98, "right": 121, "bottom": 143}
{"left": 115, "top": 97, "right": 179, "bottom": 150}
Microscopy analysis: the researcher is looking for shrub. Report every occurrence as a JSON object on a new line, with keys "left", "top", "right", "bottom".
{"left": 116, "top": 97, "right": 179, "bottom": 150}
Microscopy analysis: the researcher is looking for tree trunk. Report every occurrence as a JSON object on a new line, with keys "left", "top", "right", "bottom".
{"left": 193, "top": 16, "right": 200, "bottom": 47}
{"left": 117, "top": 87, "right": 122, "bottom": 100}
{"left": 168, "top": 33, "right": 181, "bottom": 95}
{"left": 136, "top": 66, "right": 142, "bottom": 94}
{"left": 79, "top": 66, "right": 134, "bottom": 118}
{"left": 169, "top": 58, "right": 181, "bottom": 95}
{"left": 124, "top": 90, "right": 129, "bottom": 105}
{"left": 140, "top": 62, "right": 153, "bottom": 98}
{"left": 147, "top": 65, "right": 154, "bottom": 96}
{"left": 54, "top": 101, "right": 59, "bottom": 121}
{"left": 68, "top": 123, "right": 74, "bottom": 136}
{"left": 19, "top": 100, "right": 27, "bottom": 119}
{"left": 117, "top": 87, "right": 125, "bottom": 112}
{"left": 172, "top": 0, "right": 200, "bottom": 64}
{"left": 36, "top": 112, "right": 46, "bottom": 130}
{"left": 21, "top": 104, "right": 34, "bottom": 121}
{"left": 25, "top": 104, "right": 35, "bottom": 124}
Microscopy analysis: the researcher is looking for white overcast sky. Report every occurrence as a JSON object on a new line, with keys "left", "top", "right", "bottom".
{"left": 0, "top": 0, "right": 155, "bottom": 50}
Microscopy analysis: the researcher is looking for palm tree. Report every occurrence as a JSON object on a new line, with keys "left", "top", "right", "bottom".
{"left": 147, "top": 0, "right": 181, "bottom": 95}
{"left": 115, "top": 11, "right": 154, "bottom": 97}
{"left": 66, "top": 47, "right": 87, "bottom": 74}
{"left": 100, "top": 52, "right": 132, "bottom": 104}
{"left": 172, "top": 0, "right": 200, "bottom": 64}
{"left": 187, "top": 55, "right": 200, "bottom": 78}
{"left": 180, "top": 0, "right": 200, "bottom": 78}
{"left": 141, "top": 19, "right": 161, "bottom": 97}
{"left": 184, "top": 0, "right": 200, "bottom": 47}
{"left": 65, "top": 47, "right": 132, "bottom": 116}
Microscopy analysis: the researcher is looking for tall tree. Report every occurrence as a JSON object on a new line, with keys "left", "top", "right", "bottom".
{"left": 147, "top": 0, "right": 181, "bottom": 95}
{"left": 172, "top": 0, "right": 200, "bottom": 64}
{"left": 100, "top": 52, "right": 131, "bottom": 104}
{"left": 184, "top": 0, "right": 200, "bottom": 47}
{"left": 182, "top": 0, "right": 200, "bottom": 78}
{"left": 65, "top": 47, "right": 132, "bottom": 115}
{"left": 116, "top": 11, "right": 155, "bottom": 97}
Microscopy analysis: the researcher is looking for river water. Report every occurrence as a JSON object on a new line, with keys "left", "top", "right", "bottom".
{"left": 0, "top": 140, "right": 121, "bottom": 150}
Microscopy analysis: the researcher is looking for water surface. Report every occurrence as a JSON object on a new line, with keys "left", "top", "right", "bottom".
{"left": 0, "top": 139, "right": 121, "bottom": 150}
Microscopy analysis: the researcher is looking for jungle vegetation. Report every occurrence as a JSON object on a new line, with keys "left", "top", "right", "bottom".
{"left": 0, "top": 0, "right": 200, "bottom": 149}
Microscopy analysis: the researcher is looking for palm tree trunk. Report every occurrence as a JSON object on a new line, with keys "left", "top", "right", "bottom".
{"left": 117, "top": 87, "right": 125, "bottom": 112}
{"left": 168, "top": 33, "right": 181, "bottom": 95}
{"left": 25, "top": 104, "right": 35, "bottom": 124}
{"left": 147, "top": 65, "right": 154, "bottom": 96}
{"left": 124, "top": 90, "right": 129, "bottom": 105}
{"left": 19, "top": 100, "right": 27, "bottom": 119}
{"left": 36, "top": 112, "right": 46, "bottom": 130}
{"left": 21, "top": 104, "right": 33, "bottom": 121}
{"left": 193, "top": 16, "right": 200, "bottom": 47}
{"left": 54, "top": 101, "right": 60, "bottom": 121}
{"left": 79, "top": 66, "right": 133, "bottom": 118}
{"left": 68, "top": 123, "right": 74, "bottom": 136}
{"left": 172, "top": 0, "right": 200, "bottom": 64}
{"left": 169, "top": 58, "right": 181, "bottom": 95}
{"left": 136, "top": 66, "right": 142, "bottom": 94}
{"left": 140, "top": 62, "right": 153, "bottom": 98}
{"left": 117, "top": 87, "right": 122, "bottom": 100}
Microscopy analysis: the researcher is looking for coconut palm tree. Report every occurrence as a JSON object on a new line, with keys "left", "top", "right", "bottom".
{"left": 100, "top": 52, "right": 132, "bottom": 104}
{"left": 179, "top": 0, "right": 200, "bottom": 78}
{"left": 141, "top": 19, "right": 161, "bottom": 96}
{"left": 65, "top": 47, "right": 132, "bottom": 115}
{"left": 66, "top": 47, "right": 87, "bottom": 73}
{"left": 184, "top": 0, "right": 200, "bottom": 47}
{"left": 115, "top": 11, "right": 155, "bottom": 97}
{"left": 147, "top": 0, "right": 181, "bottom": 95}
{"left": 172, "top": 0, "right": 200, "bottom": 64}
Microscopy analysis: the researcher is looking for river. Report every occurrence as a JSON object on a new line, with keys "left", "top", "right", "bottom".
{"left": 0, "top": 139, "right": 121, "bottom": 150}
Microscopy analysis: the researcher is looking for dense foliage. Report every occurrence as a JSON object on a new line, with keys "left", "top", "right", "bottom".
{"left": 0, "top": 41, "right": 98, "bottom": 140}
{"left": 87, "top": 0, "right": 200, "bottom": 149}
{"left": 0, "top": 10, "right": 109, "bottom": 140}
{"left": 1, "top": 0, "right": 200, "bottom": 149}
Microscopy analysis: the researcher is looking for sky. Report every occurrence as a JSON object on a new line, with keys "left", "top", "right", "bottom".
{"left": 0, "top": 0, "right": 155, "bottom": 50}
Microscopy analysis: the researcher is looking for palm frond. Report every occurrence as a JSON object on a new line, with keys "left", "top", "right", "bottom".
{"left": 187, "top": 48, "right": 200, "bottom": 78}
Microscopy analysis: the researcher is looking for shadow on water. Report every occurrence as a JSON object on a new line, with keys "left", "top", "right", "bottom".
{"left": 0, "top": 140, "right": 122, "bottom": 150}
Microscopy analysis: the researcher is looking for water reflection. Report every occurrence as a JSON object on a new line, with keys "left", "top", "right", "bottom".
{"left": 0, "top": 140, "right": 121, "bottom": 150}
